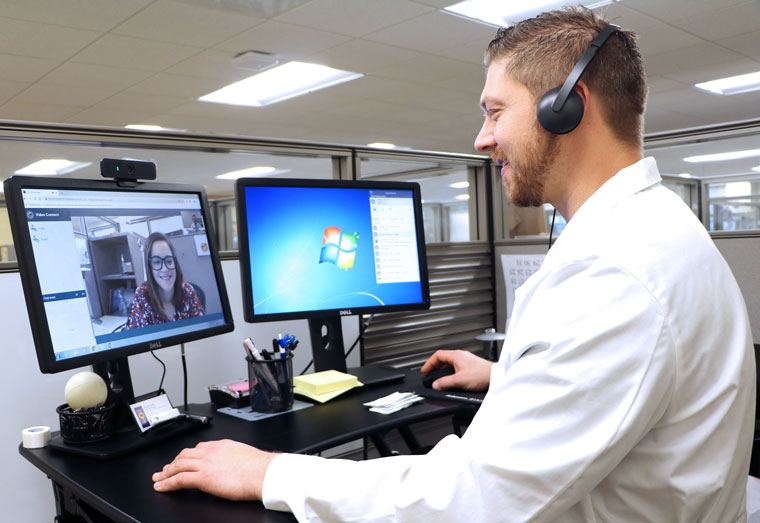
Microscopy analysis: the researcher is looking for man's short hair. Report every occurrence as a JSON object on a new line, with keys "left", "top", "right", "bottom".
{"left": 485, "top": 7, "right": 647, "bottom": 147}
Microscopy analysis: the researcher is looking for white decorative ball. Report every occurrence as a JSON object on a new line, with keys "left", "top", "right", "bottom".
{"left": 65, "top": 372, "right": 108, "bottom": 410}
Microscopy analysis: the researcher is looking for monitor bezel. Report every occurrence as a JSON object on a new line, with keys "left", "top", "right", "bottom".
{"left": 4, "top": 175, "right": 235, "bottom": 374}
{"left": 235, "top": 177, "right": 431, "bottom": 323}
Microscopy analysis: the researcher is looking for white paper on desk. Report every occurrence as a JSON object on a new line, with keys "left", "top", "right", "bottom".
{"left": 501, "top": 254, "right": 545, "bottom": 333}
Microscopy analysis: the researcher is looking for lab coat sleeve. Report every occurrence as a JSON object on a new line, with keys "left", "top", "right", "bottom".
{"left": 263, "top": 259, "right": 677, "bottom": 522}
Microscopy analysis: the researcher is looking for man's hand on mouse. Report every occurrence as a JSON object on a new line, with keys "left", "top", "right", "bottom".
{"left": 421, "top": 349, "right": 493, "bottom": 391}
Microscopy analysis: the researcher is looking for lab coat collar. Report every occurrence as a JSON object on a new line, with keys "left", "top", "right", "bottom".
{"left": 545, "top": 157, "right": 661, "bottom": 264}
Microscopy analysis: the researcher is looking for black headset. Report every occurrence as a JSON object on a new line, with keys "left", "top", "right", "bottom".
{"left": 536, "top": 24, "right": 620, "bottom": 135}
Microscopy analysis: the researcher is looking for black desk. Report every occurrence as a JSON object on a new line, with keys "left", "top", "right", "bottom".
{"left": 20, "top": 371, "right": 476, "bottom": 523}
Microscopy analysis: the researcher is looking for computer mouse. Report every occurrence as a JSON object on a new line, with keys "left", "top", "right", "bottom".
{"left": 422, "top": 367, "right": 455, "bottom": 388}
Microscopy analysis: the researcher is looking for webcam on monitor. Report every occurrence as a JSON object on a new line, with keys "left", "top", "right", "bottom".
{"left": 100, "top": 158, "right": 156, "bottom": 181}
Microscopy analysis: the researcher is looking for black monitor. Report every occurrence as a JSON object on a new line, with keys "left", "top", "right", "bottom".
{"left": 236, "top": 177, "right": 430, "bottom": 373}
{"left": 4, "top": 175, "right": 234, "bottom": 456}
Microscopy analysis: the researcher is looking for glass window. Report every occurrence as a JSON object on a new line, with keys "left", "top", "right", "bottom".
{"left": 645, "top": 128, "right": 760, "bottom": 232}
{"left": 0, "top": 135, "right": 341, "bottom": 256}
{"left": 358, "top": 156, "right": 481, "bottom": 242}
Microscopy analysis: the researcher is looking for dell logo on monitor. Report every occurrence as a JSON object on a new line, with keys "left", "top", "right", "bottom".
{"left": 149, "top": 341, "right": 163, "bottom": 349}
{"left": 339, "top": 309, "right": 353, "bottom": 316}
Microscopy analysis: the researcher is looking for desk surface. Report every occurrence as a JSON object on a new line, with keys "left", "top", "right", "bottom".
{"left": 20, "top": 370, "right": 475, "bottom": 523}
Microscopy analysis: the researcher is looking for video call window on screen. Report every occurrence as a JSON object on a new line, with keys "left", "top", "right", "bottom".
{"left": 20, "top": 188, "right": 227, "bottom": 364}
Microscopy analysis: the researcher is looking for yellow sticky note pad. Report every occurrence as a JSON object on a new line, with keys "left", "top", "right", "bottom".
{"left": 293, "top": 370, "right": 359, "bottom": 396}
{"left": 293, "top": 381, "right": 363, "bottom": 403}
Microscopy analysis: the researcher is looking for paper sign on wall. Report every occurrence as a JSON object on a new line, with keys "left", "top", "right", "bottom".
{"left": 501, "top": 254, "right": 545, "bottom": 332}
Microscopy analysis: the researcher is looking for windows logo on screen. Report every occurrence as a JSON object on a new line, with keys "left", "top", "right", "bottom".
{"left": 319, "top": 226, "right": 358, "bottom": 270}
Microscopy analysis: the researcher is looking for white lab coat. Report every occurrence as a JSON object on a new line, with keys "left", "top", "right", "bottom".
{"left": 263, "top": 158, "right": 756, "bottom": 522}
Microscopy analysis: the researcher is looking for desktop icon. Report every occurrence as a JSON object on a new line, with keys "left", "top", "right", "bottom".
{"left": 319, "top": 226, "right": 358, "bottom": 270}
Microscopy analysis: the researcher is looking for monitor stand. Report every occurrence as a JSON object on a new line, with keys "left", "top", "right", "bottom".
{"left": 47, "top": 357, "right": 208, "bottom": 460}
{"left": 308, "top": 315, "right": 404, "bottom": 387}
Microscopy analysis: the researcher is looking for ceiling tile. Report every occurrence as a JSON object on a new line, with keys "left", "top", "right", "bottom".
{"left": 646, "top": 75, "right": 688, "bottom": 94}
{"left": 644, "top": 42, "right": 749, "bottom": 77}
{"left": 213, "top": 20, "right": 351, "bottom": 60}
{"left": 90, "top": 92, "right": 188, "bottom": 114}
{"left": 70, "top": 34, "right": 202, "bottom": 72}
{"left": 276, "top": 0, "right": 432, "bottom": 37}
{"left": 172, "top": 0, "right": 311, "bottom": 18}
{"left": 622, "top": 0, "right": 751, "bottom": 24}
{"left": 64, "top": 107, "right": 157, "bottom": 127}
{"left": 306, "top": 39, "right": 424, "bottom": 75}
{"left": 167, "top": 100, "right": 305, "bottom": 126}
{"left": 165, "top": 49, "right": 256, "bottom": 82}
{"left": 365, "top": 10, "right": 496, "bottom": 54}
{"left": 128, "top": 73, "right": 228, "bottom": 99}
{"left": 372, "top": 54, "right": 483, "bottom": 85}
{"left": 44, "top": 62, "right": 153, "bottom": 91}
{"left": 597, "top": 2, "right": 665, "bottom": 35}
{"left": 410, "top": 0, "right": 454, "bottom": 8}
{"left": 672, "top": 58, "right": 760, "bottom": 85}
{"left": 0, "top": 101, "right": 85, "bottom": 122}
{"left": 436, "top": 72, "right": 486, "bottom": 96}
{"left": 435, "top": 39, "right": 490, "bottom": 65}
{"left": 0, "top": 0, "right": 152, "bottom": 31}
{"left": 0, "top": 16, "right": 100, "bottom": 60}
{"left": 643, "top": 106, "right": 705, "bottom": 134}
{"left": 113, "top": 0, "right": 264, "bottom": 47}
{"left": 0, "top": 54, "right": 58, "bottom": 83}
{"left": 719, "top": 30, "right": 760, "bottom": 60}
{"left": 635, "top": 22, "right": 705, "bottom": 57}
{"left": 669, "top": 2, "right": 760, "bottom": 42}
{"left": 12, "top": 81, "right": 115, "bottom": 107}
{"left": 312, "top": 99, "right": 448, "bottom": 125}
{"left": 0, "top": 80, "right": 31, "bottom": 105}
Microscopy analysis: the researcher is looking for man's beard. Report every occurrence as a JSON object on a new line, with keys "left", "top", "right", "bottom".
{"left": 494, "top": 125, "right": 559, "bottom": 207}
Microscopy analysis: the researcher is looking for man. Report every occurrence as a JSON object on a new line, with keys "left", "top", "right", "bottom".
{"left": 153, "top": 8, "right": 755, "bottom": 521}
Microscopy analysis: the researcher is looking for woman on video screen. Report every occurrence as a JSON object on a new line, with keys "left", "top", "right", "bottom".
{"left": 127, "top": 232, "right": 204, "bottom": 329}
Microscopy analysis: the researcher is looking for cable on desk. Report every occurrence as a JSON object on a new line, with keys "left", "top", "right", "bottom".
{"left": 150, "top": 350, "right": 166, "bottom": 395}
{"left": 181, "top": 343, "right": 188, "bottom": 408}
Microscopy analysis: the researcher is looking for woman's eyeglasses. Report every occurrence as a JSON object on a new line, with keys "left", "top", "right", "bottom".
{"left": 150, "top": 255, "right": 176, "bottom": 271}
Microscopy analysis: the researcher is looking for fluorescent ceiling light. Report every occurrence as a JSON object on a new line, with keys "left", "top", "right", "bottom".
{"left": 443, "top": 0, "right": 617, "bottom": 27}
{"left": 455, "top": 194, "right": 470, "bottom": 200}
{"left": 678, "top": 173, "right": 692, "bottom": 178}
{"left": 695, "top": 71, "right": 760, "bottom": 96}
{"left": 15, "top": 159, "right": 91, "bottom": 176}
{"left": 367, "top": 142, "right": 395, "bottom": 150}
{"left": 199, "top": 61, "right": 363, "bottom": 107}
{"left": 125, "top": 124, "right": 185, "bottom": 132}
{"left": 450, "top": 181, "right": 469, "bottom": 189}
{"left": 684, "top": 149, "right": 760, "bottom": 163}
{"left": 752, "top": 166, "right": 760, "bottom": 172}
{"left": 215, "top": 166, "right": 291, "bottom": 180}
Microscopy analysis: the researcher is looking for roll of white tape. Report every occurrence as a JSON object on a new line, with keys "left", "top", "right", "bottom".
{"left": 22, "top": 426, "right": 51, "bottom": 449}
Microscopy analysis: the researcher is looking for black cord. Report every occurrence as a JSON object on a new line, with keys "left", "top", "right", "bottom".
{"left": 181, "top": 343, "right": 188, "bottom": 408}
{"left": 298, "top": 315, "right": 374, "bottom": 375}
{"left": 344, "top": 314, "right": 374, "bottom": 360}
{"left": 150, "top": 350, "right": 166, "bottom": 396}
{"left": 548, "top": 208, "right": 557, "bottom": 251}
{"left": 298, "top": 360, "right": 313, "bottom": 376}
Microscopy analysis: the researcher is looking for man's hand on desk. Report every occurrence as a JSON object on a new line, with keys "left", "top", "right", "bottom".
{"left": 421, "top": 349, "right": 493, "bottom": 391}
{"left": 152, "top": 439, "right": 276, "bottom": 500}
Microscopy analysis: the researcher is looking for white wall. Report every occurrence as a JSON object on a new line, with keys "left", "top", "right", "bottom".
{"left": 3, "top": 259, "right": 359, "bottom": 521}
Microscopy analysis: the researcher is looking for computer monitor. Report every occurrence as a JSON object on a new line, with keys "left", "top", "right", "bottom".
{"left": 4, "top": 176, "right": 234, "bottom": 420}
{"left": 236, "top": 178, "right": 430, "bottom": 373}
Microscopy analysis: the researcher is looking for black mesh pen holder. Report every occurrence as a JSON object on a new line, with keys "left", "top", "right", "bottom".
{"left": 246, "top": 354, "right": 294, "bottom": 413}
{"left": 56, "top": 402, "right": 115, "bottom": 444}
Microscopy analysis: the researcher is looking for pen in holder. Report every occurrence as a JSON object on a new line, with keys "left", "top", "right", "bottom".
{"left": 246, "top": 353, "right": 294, "bottom": 413}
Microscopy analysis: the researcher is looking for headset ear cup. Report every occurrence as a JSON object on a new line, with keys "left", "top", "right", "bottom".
{"left": 536, "top": 87, "right": 585, "bottom": 134}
